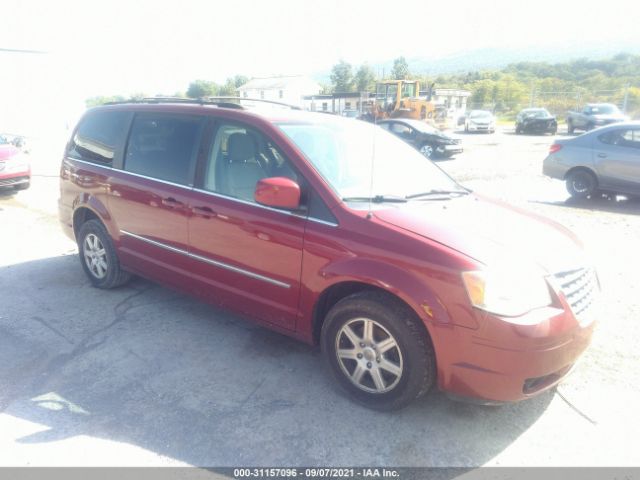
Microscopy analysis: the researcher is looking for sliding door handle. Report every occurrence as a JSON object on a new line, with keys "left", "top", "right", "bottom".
{"left": 161, "top": 197, "right": 183, "bottom": 208}
{"left": 191, "top": 206, "right": 215, "bottom": 218}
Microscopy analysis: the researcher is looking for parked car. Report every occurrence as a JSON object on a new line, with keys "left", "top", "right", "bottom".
{"left": 341, "top": 109, "right": 360, "bottom": 119}
{"left": 378, "top": 118, "right": 462, "bottom": 159}
{"left": 544, "top": 121, "right": 640, "bottom": 198}
{"left": 566, "top": 103, "right": 628, "bottom": 134}
{"left": 515, "top": 108, "right": 558, "bottom": 135}
{"left": 0, "top": 135, "right": 31, "bottom": 190}
{"left": 60, "top": 100, "right": 597, "bottom": 410}
{"left": 464, "top": 110, "right": 496, "bottom": 133}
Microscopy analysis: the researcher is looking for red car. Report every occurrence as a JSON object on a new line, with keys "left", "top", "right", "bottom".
{"left": 0, "top": 136, "right": 31, "bottom": 190}
{"left": 58, "top": 100, "right": 598, "bottom": 410}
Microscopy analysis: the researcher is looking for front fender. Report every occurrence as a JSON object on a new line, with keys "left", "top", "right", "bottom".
{"left": 316, "top": 257, "right": 455, "bottom": 329}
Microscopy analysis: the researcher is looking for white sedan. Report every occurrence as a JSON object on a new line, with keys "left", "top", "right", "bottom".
{"left": 465, "top": 110, "right": 496, "bottom": 133}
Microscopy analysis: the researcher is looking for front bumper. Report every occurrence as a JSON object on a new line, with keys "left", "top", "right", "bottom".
{"left": 0, "top": 162, "right": 31, "bottom": 187}
{"left": 438, "top": 144, "right": 463, "bottom": 155}
{"left": 467, "top": 124, "right": 494, "bottom": 132}
{"left": 435, "top": 299, "right": 596, "bottom": 403}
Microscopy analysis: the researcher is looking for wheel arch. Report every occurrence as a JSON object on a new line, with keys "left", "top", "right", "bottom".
{"left": 563, "top": 165, "right": 598, "bottom": 184}
{"left": 310, "top": 271, "right": 449, "bottom": 347}
{"left": 72, "top": 195, "right": 114, "bottom": 240}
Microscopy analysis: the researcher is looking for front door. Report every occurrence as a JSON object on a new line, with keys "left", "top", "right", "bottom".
{"left": 187, "top": 121, "right": 306, "bottom": 330}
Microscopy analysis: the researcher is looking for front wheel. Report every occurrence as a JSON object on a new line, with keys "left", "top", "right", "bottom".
{"left": 14, "top": 181, "right": 30, "bottom": 190}
{"left": 566, "top": 170, "right": 597, "bottom": 199}
{"left": 567, "top": 121, "right": 574, "bottom": 134}
{"left": 77, "top": 219, "right": 132, "bottom": 289}
{"left": 321, "top": 292, "right": 436, "bottom": 411}
{"left": 418, "top": 143, "right": 435, "bottom": 159}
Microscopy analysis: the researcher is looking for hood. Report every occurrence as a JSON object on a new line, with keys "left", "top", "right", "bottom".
{"left": 592, "top": 113, "right": 627, "bottom": 121}
{"left": 374, "top": 194, "right": 586, "bottom": 274}
{"left": 524, "top": 115, "right": 555, "bottom": 122}
{"left": 0, "top": 145, "right": 19, "bottom": 160}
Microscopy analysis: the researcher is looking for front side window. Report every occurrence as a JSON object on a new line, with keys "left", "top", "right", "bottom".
{"left": 279, "top": 118, "right": 460, "bottom": 199}
{"left": 69, "top": 110, "right": 130, "bottom": 164}
{"left": 124, "top": 113, "right": 203, "bottom": 185}
{"left": 202, "top": 123, "right": 298, "bottom": 203}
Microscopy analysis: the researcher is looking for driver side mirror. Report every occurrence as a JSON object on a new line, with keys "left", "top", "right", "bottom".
{"left": 254, "top": 177, "right": 301, "bottom": 210}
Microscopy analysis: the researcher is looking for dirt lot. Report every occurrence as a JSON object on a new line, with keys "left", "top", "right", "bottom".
{"left": 1, "top": 127, "right": 639, "bottom": 468}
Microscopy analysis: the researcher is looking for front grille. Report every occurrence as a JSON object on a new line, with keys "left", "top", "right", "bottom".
{"left": 552, "top": 267, "right": 598, "bottom": 322}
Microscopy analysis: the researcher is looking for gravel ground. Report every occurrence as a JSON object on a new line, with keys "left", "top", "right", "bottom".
{"left": 0, "top": 127, "right": 639, "bottom": 469}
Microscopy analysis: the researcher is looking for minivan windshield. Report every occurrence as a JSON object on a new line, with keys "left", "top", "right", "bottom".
{"left": 278, "top": 119, "right": 463, "bottom": 200}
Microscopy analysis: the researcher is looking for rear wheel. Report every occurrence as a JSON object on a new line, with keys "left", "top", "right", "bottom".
{"left": 14, "top": 181, "right": 30, "bottom": 190}
{"left": 567, "top": 120, "right": 574, "bottom": 134}
{"left": 77, "top": 219, "right": 131, "bottom": 289}
{"left": 566, "top": 170, "right": 597, "bottom": 198}
{"left": 321, "top": 291, "right": 436, "bottom": 411}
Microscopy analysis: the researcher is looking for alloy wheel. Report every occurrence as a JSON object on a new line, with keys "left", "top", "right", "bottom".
{"left": 83, "top": 233, "right": 108, "bottom": 279}
{"left": 335, "top": 317, "right": 403, "bottom": 394}
{"left": 419, "top": 144, "right": 434, "bottom": 158}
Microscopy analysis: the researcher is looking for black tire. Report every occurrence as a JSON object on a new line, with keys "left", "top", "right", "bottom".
{"left": 566, "top": 170, "right": 597, "bottom": 199}
{"left": 567, "top": 120, "right": 574, "bottom": 134}
{"left": 515, "top": 126, "right": 522, "bottom": 135}
{"left": 14, "top": 181, "right": 30, "bottom": 190}
{"left": 321, "top": 291, "right": 436, "bottom": 411}
{"left": 77, "top": 219, "right": 131, "bottom": 289}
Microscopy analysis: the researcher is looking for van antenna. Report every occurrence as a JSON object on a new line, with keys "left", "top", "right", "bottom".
{"left": 367, "top": 95, "right": 377, "bottom": 220}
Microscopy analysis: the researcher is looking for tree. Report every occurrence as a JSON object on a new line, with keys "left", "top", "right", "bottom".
{"left": 219, "top": 78, "right": 238, "bottom": 96}
{"left": 232, "top": 75, "right": 249, "bottom": 88}
{"left": 354, "top": 64, "right": 376, "bottom": 92}
{"left": 392, "top": 56, "right": 409, "bottom": 80}
{"left": 186, "top": 79, "right": 219, "bottom": 98}
{"left": 330, "top": 60, "right": 354, "bottom": 92}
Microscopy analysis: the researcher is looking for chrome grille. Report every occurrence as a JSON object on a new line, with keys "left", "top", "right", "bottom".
{"left": 553, "top": 267, "right": 598, "bottom": 321}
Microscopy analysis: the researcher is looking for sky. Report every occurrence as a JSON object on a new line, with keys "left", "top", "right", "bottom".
{"left": 1, "top": 0, "right": 638, "bottom": 134}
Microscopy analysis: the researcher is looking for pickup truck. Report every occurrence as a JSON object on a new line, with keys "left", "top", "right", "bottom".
{"left": 566, "top": 103, "right": 628, "bottom": 133}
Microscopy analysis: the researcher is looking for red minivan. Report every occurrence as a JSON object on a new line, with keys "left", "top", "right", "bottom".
{"left": 59, "top": 100, "right": 598, "bottom": 410}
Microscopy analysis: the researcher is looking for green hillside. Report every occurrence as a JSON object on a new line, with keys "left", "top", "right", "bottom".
{"left": 418, "top": 53, "right": 640, "bottom": 119}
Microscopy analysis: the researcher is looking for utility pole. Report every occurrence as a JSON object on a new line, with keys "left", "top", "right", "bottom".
{"left": 529, "top": 82, "right": 535, "bottom": 107}
{"left": 622, "top": 84, "right": 630, "bottom": 114}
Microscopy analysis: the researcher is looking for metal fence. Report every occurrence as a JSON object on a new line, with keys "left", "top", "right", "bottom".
{"left": 466, "top": 86, "right": 637, "bottom": 121}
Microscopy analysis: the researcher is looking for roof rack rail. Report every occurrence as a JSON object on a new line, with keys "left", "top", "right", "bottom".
{"left": 103, "top": 97, "right": 244, "bottom": 109}
{"left": 205, "top": 96, "right": 302, "bottom": 110}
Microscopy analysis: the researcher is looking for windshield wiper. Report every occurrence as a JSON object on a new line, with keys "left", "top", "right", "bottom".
{"left": 406, "top": 189, "right": 470, "bottom": 199}
{"left": 342, "top": 195, "right": 408, "bottom": 203}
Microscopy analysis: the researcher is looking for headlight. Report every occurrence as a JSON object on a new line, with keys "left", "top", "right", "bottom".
{"left": 462, "top": 268, "right": 552, "bottom": 318}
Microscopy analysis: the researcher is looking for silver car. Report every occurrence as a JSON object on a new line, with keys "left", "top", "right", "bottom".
{"left": 543, "top": 121, "right": 640, "bottom": 198}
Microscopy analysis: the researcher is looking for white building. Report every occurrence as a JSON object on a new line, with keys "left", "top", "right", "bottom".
{"left": 237, "top": 76, "right": 322, "bottom": 107}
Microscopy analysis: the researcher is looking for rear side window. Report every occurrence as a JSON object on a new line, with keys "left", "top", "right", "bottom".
{"left": 124, "top": 113, "right": 204, "bottom": 185}
{"left": 599, "top": 129, "right": 640, "bottom": 150}
{"left": 68, "top": 110, "right": 130, "bottom": 164}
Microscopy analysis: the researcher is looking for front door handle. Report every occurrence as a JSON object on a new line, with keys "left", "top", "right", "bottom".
{"left": 191, "top": 206, "right": 215, "bottom": 218}
{"left": 162, "top": 197, "right": 183, "bottom": 208}
{"left": 597, "top": 153, "right": 607, "bottom": 158}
